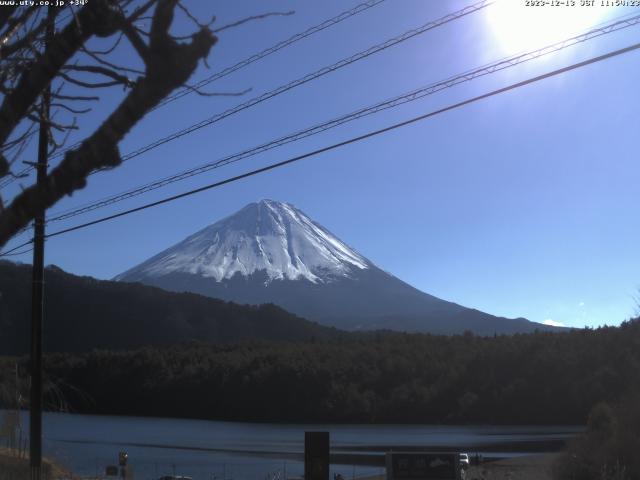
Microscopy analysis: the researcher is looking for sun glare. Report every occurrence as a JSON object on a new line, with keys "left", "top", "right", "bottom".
{"left": 487, "top": 0, "right": 609, "bottom": 54}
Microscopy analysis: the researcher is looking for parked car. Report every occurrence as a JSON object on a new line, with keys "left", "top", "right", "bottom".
{"left": 459, "top": 453, "right": 469, "bottom": 468}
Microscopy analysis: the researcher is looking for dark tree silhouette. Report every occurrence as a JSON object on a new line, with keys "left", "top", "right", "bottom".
{"left": 0, "top": 0, "right": 218, "bottom": 248}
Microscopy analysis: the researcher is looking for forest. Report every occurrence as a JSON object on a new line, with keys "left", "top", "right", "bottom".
{"left": 0, "top": 261, "right": 339, "bottom": 355}
{"left": 1, "top": 318, "right": 639, "bottom": 425}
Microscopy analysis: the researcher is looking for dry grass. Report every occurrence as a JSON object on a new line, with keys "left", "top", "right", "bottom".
{"left": 0, "top": 447, "right": 76, "bottom": 480}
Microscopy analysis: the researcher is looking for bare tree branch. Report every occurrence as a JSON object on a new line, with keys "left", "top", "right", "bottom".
{"left": 80, "top": 45, "right": 144, "bottom": 74}
{"left": 214, "top": 11, "right": 295, "bottom": 34}
{"left": 26, "top": 113, "right": 78, "bottom": 132}
{"left": 0, "top": 11, "right": 51, "bottom": 59}
{"left": 2, "top": 121, "right": 37, "bottom": 151}
{"left": 121, "top": 20, "right": 149, "bottom": 61}
{"left": 127, "top": 0, "right": 158, "bottom": 24}
{"left": 52, "top": 93, "right": 100, "bottom": 101}
{"left": 50, "top": 103, "right": 92, "bottom": 115}
{"left": 0, "top": 7, "right": 35, "bottom": 47}
{"left": 48, "top": 117, "right": 77, "bottom": 154}
{"left": 84, "top": 31, "right": 124, "bottom": 56}
{"left": 0, "top": 0, "right": 125, "bottom": 174}
{"left": 177, "top": 1, "right": 215, "bottom": 30}
{"left": 183, "top": 84, "right": 251, "bottom": 98}
{"left": 62, "top": 65, "right": 136, "bottom": 87}
{"left": 58, "top": 71, "right": 126, "bottom": 89}
{"left": 0, "top": 0, "right": 217, "bottom": 247}
{"left": 0, "top": 6, "right": 18, "bottom": 34}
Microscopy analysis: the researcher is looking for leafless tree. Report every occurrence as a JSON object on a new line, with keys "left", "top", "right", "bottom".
{"left": 0, "top": 0, "right": 219, "bottom": 248}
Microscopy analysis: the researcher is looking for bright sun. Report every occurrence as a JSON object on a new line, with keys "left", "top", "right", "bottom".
{"left": 486, "top": 0, "right": 609, "bottom": 54}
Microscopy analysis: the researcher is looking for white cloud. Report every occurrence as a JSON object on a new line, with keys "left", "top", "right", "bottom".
{"left": 578, "top": 302, "right": 585, "bottom": 307}
{"left": 542, "top": 319, "right": 565, "bottom": 327}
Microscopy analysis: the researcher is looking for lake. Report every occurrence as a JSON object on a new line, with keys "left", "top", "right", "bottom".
{"left": 3, "top": 411, "right": 582, "bottom": 480}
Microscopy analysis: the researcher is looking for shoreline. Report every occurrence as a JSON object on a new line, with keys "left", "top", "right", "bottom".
{"left": 1, "top": 445, "right": 560, "bottom": 480}
{"left": 466, "top": 453, "right": 559, "bottom": 480}
{"left": 0, "top": 405, "right": 587, "bottom": 428}
{"left": 353, "top": 454, "right": 560, "bottom": 480}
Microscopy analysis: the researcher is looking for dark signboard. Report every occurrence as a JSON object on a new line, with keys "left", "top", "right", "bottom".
{"left": 386, "top": 452, "right": 460, "bottom": 480}
{"left": 305, "top": 431, "right": 330, "bottom": 480}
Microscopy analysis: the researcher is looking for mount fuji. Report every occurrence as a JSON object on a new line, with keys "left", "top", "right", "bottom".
{"left": 115, "top": 199, "right": 555, "bottom": 335}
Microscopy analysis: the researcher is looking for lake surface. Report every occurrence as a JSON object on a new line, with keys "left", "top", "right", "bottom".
{"left": 4, "top": 411, "right": 582, "bottom": 480}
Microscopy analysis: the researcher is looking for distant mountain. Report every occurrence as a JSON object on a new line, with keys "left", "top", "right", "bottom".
{"left": 116, "top": 199, "right": 556, "bottom": 335}
{"left": 0, "top": 260, "right": 338, "bottom": 355}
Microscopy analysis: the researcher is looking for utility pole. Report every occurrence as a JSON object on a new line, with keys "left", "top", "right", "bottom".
{"left": 30, "top": 9, "right": 53, "bottom": 480}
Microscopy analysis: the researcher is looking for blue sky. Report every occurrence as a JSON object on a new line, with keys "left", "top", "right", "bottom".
{"left": 3, "top": 0, "right": 640, "bottom": 328}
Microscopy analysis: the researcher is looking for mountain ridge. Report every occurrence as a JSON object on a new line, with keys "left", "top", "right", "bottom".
{"left": 0, "top": 260, "right": 339, "bottom": 355}
{"left": 116, "top": 199, "right": 558, "bottom": 335}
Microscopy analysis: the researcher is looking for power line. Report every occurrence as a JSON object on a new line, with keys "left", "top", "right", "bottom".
{"left": 0, "top": 10, "right": 80, "bottom": 190}
{"left": 37, "top": 41, "right": 640, "bottom": 242}
{"left": 4, "top": 39, "right": 637, "bottom": 254}
{"left": 41, "top": 0, "right": 390, "bottom": 164}
{"left": 2, "top": 0, "right": 492, "bottom": 221}
{"left": 3, "top": 0, "right": 385, "bottom": 188}
{"left": 48, "top": 0, "right": 494, "bottom": 167}
{"left": 155, "top": 0, "right": 389, "bottom": 109}
{"left": 45, "top": 13, "right": 640, "bottom": 224}
{"left": 0, "top": 246, "right": 33, "bottom": 256}
{"left": 0, "top": 166, "right": 33, "bottom": 189}
{"left": 0, "top": 237, "right": 33, "bottom": 258}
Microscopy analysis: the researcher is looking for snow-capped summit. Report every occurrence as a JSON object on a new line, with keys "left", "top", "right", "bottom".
{"left": 115, "top": 199, "right": 370, "bottom": 285}
{"left": 116, "top": 200, "right": 558, "bottom": 335}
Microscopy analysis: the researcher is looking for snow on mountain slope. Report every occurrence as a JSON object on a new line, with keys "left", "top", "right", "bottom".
{"left": 115, "top": 199, "right": 558, "bottom": 334}
{"left": 115, "top": 199, "right": 370, "bottom": 284}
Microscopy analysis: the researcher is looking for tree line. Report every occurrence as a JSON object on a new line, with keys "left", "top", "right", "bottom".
{"left": 2, "top": 318, "right": 639, "bottom": 425}
{"left": 0, "top": 261, "right": 339, "bottom": 355}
